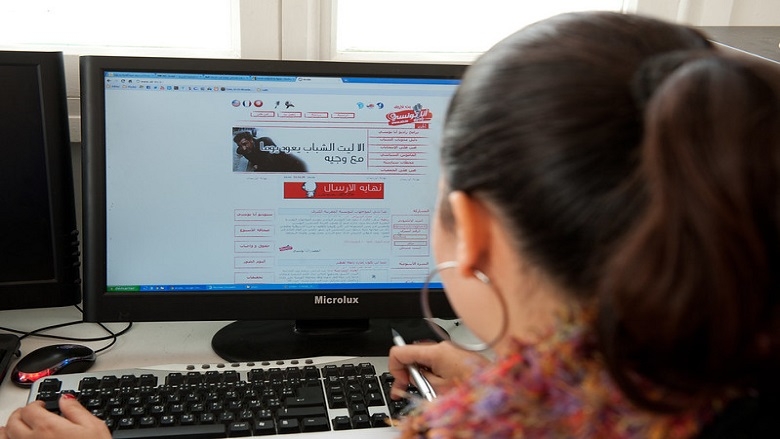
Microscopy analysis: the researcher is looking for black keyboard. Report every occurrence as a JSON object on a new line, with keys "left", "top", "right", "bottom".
{"left": 28, "top": 356, "right": 417, "bottom": 438}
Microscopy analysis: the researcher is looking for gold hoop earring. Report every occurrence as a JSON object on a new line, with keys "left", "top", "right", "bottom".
{"left": 420, "top": 261, "right": 508, "bottom": 352}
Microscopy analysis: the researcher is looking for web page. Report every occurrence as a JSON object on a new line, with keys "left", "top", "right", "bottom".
{"left": 103, "top": 71, "right": 458, "bottom": 292}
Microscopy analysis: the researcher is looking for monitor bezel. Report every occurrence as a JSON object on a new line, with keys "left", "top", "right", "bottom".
{"left": 81, "top": 55, "right": 462, "bottom": 324}
{"left": 0, "top": 50, "right": 80, "bottom": 311}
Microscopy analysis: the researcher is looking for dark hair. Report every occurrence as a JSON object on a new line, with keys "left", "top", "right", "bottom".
{"left": 440, "top": 11, "right": 780, "bottom": 410}
{"left": 441, "top": 11, "right": 710, "bottom": 296}
{"left": 599, "top": 55, "right": 780, "bottom": 409}
{"left": 233, "top": 131, "right": 254, "bottom": 145}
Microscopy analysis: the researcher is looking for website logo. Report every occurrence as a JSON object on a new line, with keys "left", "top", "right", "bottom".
{"left": 386, "top": 103, "right": 432, "bottom": 126}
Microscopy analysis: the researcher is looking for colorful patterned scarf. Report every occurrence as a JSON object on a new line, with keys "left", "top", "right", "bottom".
{"left": 396, "top": 319, "right": 714, "bottom": 438}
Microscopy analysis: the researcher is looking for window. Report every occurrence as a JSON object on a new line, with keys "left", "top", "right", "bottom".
{"left": 0, "top": 0, "right": 256, "bottom": 142}
{"left": 0, "top": 0, "right": 631, "bottom": 141}
{"left": 334, "top": 0, "right": 627, "bottom": 62}
{"left": 0, "top": 1, "right": 240, "bottom": 57}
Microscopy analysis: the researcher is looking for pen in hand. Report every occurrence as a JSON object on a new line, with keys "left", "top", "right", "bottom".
{"left": 391, "top": 328, "right": 437, "bottom": 402}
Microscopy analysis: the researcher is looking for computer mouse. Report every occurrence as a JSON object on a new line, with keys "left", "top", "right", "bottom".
{"left": 11, "top": 344, "right": 96, "bottom": 387}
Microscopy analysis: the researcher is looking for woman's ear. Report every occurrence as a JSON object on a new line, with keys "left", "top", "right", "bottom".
{"left": 447, "top": 191, "right": 492, "bottom": 276}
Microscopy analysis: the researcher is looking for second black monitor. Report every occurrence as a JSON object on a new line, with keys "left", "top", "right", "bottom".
{"left": 0, "top": 50, "right": 80, "bottom": 311}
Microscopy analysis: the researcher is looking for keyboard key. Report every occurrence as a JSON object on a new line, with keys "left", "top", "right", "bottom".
{"left": 367, "top": 391, "right": 385, "bottom": 406}
{"left": 112, "top": 424, "right": 226, "bottom": 439}
{"left": 138, "top": 374, "right": 157, "bottom": 387}
{"left": 332, "top": 415, "right": 352, "bottom": 430}
{"left": 277, "top": 418, "right": 300, "bottom": 434}
{"left": 38, "top": 378, "right": 62, "bottom": 392}
{"left": 371, "top": 412, "right": 391, "bottom": 428}
{"left": 227, "top": 421, "right": 252, "bottom": 437}
{"left": 43, "top": 399, "right": 60, "bottom": 413}
{"left": 349, "top": 402, "right": 368, "bottom": 416}
{"left": 302, "top": 416, "right": 330, "bottom": 432}
{"left": 78, "top": 376, "right": 100, "bottom": 390}
{"left": 277, "top": 406, "right": 327, "bottom": 420}
{"left": 119, "top": 374, "right": 137, "bottom": 387}
{"left": 303, "top": 365, "right": 320, "bottom": 379}
{"left": 117, "top": 417, "right": 135, "bottom": 429}
{"left": 359, "top": 363, "right": 377, "bottom": 374}
{"left": 329, "top": 393, "right": 347, "bottom": 408}
{"left": 253, "top": 419, "right": 276, "bottom": 435}
{"left": 286, "top": 386, "right": 325, "bottom": 407}
{"left": 165, "top": 373, "right": 184, "bottom": 386}
{"left": 99, "top": 376, "right": 119, "bottom": 389}
{"left": 199, "top": 413, "right": 216, "bottom": 424}
{"left": 352, "top": 414, "right": 371, "bottom": 429}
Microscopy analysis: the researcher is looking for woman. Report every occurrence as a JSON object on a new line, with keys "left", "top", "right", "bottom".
{"left": 3, "top": 11, "right": 780, "bottom": 439}
{"left": 388, "top": 10, "right": 780, "bottom": 438}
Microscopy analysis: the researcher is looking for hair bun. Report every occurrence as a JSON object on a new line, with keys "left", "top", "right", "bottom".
{"left": 630, "top": 50, "right": 714, "bottom": 112}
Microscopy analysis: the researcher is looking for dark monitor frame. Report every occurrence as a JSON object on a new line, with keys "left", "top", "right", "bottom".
{"left": 0, "top": 50, "right": 80, "bottom": 310}
{"left": 81, "top": 56, "right": 462, "bottom": 360}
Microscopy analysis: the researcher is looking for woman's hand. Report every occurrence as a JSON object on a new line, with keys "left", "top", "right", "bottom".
{"left": 388, "top": 340, "right": 489, "bottom": 400}
{"left": 0, "top": 394, "right": 111, "bottom": 439}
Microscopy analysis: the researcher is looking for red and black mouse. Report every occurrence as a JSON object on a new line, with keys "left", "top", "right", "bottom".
{"left": 11, "top": 344, "right": 96, "bottom": 387}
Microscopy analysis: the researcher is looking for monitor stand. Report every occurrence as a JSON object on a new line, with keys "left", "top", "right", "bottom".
{"left": 211, "top": 318, "right": 446, "bottom": 362}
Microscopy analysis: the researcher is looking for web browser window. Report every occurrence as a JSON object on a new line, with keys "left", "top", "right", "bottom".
{"left": 103, "top": 70, "right": 458, "bottom": 292}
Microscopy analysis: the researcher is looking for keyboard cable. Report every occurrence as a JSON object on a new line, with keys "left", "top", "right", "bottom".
{"left": 0, "top": 304, "right": 133, "bottom": 354}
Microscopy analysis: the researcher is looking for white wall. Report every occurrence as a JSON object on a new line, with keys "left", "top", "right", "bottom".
{"left": 632, "top": 0, "right": 780, "bottom": 25}
{"left": 722, "top": 0, "right": 780, "bottom": 25}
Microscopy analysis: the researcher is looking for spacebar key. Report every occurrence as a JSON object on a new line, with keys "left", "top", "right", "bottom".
{"left": 112, "top": 424, "right": 226, "bottom": 439}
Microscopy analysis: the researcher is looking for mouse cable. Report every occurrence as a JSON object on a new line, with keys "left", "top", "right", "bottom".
{"left": 0, "top": 305, "right": 133, "bottom": 354}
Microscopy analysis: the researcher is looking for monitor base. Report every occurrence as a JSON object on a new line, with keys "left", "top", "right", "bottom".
{"left": 211, "top": 318, "right": 446, "bottom": 362}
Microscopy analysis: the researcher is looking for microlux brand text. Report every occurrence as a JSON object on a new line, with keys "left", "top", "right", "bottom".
{"left": 314, "top": 295, "right": 359, "bottom": 305}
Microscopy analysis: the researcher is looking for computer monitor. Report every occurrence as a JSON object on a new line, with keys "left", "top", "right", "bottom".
{"left": 0, "top": 50, "right": 81, "bottom": 310}
{"left": 81, "top": 55, "right": 464, "bottom": 361}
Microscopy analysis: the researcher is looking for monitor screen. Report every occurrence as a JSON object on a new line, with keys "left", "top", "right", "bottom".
{"left": 0, "top": 50, "right": 80, "bottom": 310}
{"left": 81, "top": 56, "right": 464, "bottom": 361}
